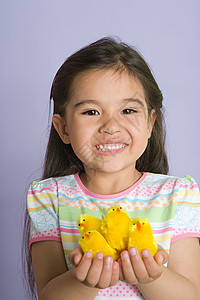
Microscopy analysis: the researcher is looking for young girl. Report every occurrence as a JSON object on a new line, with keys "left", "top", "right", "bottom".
{"left": 26, "top": 37, "right": 200, "bottom": 299}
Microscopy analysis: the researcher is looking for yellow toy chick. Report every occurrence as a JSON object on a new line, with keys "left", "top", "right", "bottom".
{"left": 77, "top": 214, "right": 102, "bottom": 235}
{"left": 101, "top": 205, "right": 130, "bottom": 251}
{"left": 79, "top": 230, "right": 119, "bottom": 261}
{"left": 128, "top": 217, "right": 157, "bottom": 257}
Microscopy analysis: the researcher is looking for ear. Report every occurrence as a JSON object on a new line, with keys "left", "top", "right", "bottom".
{"left": 147, "top": 109, "right": 156, "bottom": 138}
{"left": 52, "top": 114, "right": 71, "bottom": 144}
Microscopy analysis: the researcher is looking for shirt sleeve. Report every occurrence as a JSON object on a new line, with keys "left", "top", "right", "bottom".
{"left": 171, "top": 175, "right": 200, "bottom": 243}
{"left": 27, "top": 179, "right": 62, "bottom": 249}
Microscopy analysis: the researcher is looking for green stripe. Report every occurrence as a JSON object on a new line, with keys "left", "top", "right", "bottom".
{"left": 59, "top": 202, "right": 177, "bottom": 223}
{"left": 127, "top": 203, "right": 177, "bottom": 222}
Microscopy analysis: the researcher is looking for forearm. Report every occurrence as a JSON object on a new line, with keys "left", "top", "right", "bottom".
{"left": 40, "top": 269, "right": 99, "bottom": 300}
{"left": 138, "top": 267, "right": 199, "bottom": 300}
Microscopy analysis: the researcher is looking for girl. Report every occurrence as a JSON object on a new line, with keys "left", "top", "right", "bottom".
{"left": 25, "top": 37, "right": 200, "bottom": 299}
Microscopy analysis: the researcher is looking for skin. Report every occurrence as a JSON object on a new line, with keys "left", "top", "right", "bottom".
{"left": 31, "top": 69, "right": 200, "bottom": 299}
{"left": 52, "top": 69, "right": 156, "bottom": 195}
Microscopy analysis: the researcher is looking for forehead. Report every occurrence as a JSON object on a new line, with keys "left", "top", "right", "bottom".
{"left": 69, "top": 68, "right": 147, "bottom": 105}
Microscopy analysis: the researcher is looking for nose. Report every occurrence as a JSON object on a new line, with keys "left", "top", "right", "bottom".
{"left": 99, "top": 116, "right": 123, "bottom": 135}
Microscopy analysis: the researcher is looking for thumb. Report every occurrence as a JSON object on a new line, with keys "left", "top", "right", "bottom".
{"left": 68, "top": 245, "right": 83, "bottom": 266}
{"left": 155, "top": 244, "right": 168, "bottom": 266}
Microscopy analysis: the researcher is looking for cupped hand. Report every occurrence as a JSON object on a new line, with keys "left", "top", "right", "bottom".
{"left": 119, "top": 245, "right": 168, "bottom": 285}
{"left": 69, "top": 247, "right": 119, "bottom": 289}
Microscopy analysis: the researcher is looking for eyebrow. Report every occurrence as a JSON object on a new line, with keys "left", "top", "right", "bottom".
{"left": 74, "top": 99, "right": 100, "bottom": 108}
{"left": 73, "top": 98, "right": 145, "bottom": 108}
{"left": 121, "top": 98, "right": 145, "bottom": 108}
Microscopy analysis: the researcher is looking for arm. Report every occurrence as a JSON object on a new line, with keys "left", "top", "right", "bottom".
{"left": 31, "top": 241, "right": 119, "bottom": 300}
{"left": 119, "top": 238, "right": 200, "bottom": 300}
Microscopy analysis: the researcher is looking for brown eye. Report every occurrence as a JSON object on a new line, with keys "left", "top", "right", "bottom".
{"left": 133, "top": 223, "right": 136, "bottom": 225}
{"left": 120, "top": 207, "right": 122, "bottom": 209}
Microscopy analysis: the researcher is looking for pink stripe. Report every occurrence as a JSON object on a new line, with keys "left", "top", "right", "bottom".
{"left": 74, "top": 172, "right": 147, "bottom": 199}
{"left": 60, "top": 228, "right": 80, "bottom": 234}
{"left": 28, "top": 186, "right": 54, "bottom": 195}
{"left": 180, "top": 183, "right": 198, "bottom": 189}
{"left": 153, "top": 227, "right": 173, "bottom": 234}
{"left": 171, "top": 233, "right": 200, "bottom": 243}
{"left": 29, "top": 236, "right": 62, "bottom": 251}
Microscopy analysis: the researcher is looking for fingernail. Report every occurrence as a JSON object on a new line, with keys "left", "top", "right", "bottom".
{"left": 86, "top": 251, "right": 92, "bottom": 258}
{"left": 159, "top": 255, "right": 163, "bottom": 265}
{"left": 105, "top": 256, "right": 112, "bottom": 265}
{"left": 113, "top": 261, "right": 118, "bottom": 270}
{"left": 97, "top": 252, "right": 103, "bottom": 259}
{"left": 129, "top": 247, "right": 136, "bottom": 256}
{"left": 74, "top": 255, "right": 80, "bottom": 265}
{"left": 122, "top": 252, "right": 129, "bottom": 261}
{"left": 142, "top": 249, "right": 148, "bottom": 258}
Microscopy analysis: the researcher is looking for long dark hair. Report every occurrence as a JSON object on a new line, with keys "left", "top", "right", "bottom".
{"left": 23, "top": 37, "right": 169, "bottom": 299}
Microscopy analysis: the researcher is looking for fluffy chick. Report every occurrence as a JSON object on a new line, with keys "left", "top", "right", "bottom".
{"left": 128, "top": 217, "right": 157, "bottom": 257}
{"left": 79, "top": 230, "right": 119, "bottom": 261}
{"left": 77, "top": 214, "right": 102, "bottom": 235}
{"left": 101, "top": 205, "right": 130, "bottom": 251}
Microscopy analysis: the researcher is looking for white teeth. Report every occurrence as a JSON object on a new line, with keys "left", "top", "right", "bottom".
{"left": 96, "top": 144, "right": 126, "bottom": 151}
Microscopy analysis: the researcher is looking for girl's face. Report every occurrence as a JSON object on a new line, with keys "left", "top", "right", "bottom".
{"left": 53, "top": 69, "right": 156, "bottom": 175}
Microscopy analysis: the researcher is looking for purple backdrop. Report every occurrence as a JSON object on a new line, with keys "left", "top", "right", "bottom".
{"left": 0, "top": 1, "right": 199, "bottom": 299}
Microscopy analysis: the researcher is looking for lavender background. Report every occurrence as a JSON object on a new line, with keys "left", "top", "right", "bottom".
{"left": 0, "top": 1, "right": 199, "bottom": 299}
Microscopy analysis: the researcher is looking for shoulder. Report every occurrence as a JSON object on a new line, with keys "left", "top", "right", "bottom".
{"left": 28, "top": 174, "right": 78, "bottom": 194}
{"left": 27, "top": 174, "right": 79, "bottom": 208}
{"left": 145, "top": 172, "right": 199, "bottom": 192}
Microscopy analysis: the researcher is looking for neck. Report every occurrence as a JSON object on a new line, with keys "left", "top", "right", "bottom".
{"left": 80, "top": 168, "right": 142, "bottom": 195}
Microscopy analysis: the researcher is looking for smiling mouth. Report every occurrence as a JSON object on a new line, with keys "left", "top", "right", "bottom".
{"left": 95, "top": 143, "right": 127, "bottom": 151}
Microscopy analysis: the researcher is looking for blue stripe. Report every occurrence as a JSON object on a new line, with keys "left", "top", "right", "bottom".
{"left": 57, "top": 189, "right": 179, "bottom": 203}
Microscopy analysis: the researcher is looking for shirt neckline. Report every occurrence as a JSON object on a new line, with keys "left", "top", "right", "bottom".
{"left": 74, "top": 172, "right": 148, "bottom": 199}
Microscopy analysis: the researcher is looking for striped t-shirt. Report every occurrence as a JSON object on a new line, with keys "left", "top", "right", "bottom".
{"left": 27, "top": 172, "right": 200, "bottom": 299}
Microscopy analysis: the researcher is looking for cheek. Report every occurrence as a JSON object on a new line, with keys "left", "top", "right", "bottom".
{"left": 128, "top": 117, "right": 150, "bottom": 140}
{"left": 68, "top": 125, "right": 95, "bottom": 161}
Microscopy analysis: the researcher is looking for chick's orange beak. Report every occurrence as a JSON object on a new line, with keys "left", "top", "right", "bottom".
{"left": 117, "top": 208, "right": 120, "bottom": 212}
{"left": 80, "top": 223, "right": 85, "bottom": 227}
{"left": 85, "top": 233, "right": 90, "bottom": 239}
{"left": 137, "top": 221, "right": 141, "bottom": 231}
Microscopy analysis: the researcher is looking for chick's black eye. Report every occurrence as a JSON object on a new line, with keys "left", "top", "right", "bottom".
{"left": 78, "top": 224, "right": 80, "bottom": 226}
{"left": 133, "top": 223, "right": 136, "bottom": 225}
{"left": 142, "top": 222, "right": 145, "bottom": 225}
{"left": 82, "top": 236, "right": 84, "bottom": 239}
{"left": 120, "top": 207, "right": 122, "bottom": 209}
{"left": 83, "top": 219, "right": 85, "bottom": 222}
{"left": 113, "top": 209, "right": 115, "bottom": 211}
{"left": 89, "top": 232, "right": 91, "bottom": 234}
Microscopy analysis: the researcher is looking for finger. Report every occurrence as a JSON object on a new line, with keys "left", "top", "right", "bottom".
{"left": 73, "top": 251, "right": 93, "bottom": 282}
{"left": 85, "top": 252, "right": 104, "bottom": 287}
{"left": 97, "top": 256, "right": 113, "bottom": 289}
{"left": 142, "top": 249, "right": 163, "bottom": 280}
{"left": 118, "top": 258, "right": 125, "bottom": 282}
{"left": 121, "top": 251, "right": 137, "bottom": 285}
{"left": 110, "top": 261, "right": 120, "bottom": 286}
{"left": 128, "top": 248, "right": 149, "bottom": 284}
